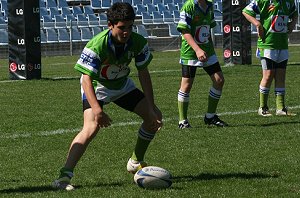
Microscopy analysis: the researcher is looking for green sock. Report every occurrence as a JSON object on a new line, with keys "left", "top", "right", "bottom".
{"left": 178, "top": 101, "right": 189, "bottom": 121}
{"left": 259, "top": 92, "right": 269, "bottom": 108}
{"left": 276, "top": 94, "right": 285, "bottom": 110}
{"left": 132, "top": 137, "right": 151, "bottom": 162}
{"left": 207, "top": 95, "right": 219, "bottom": 113}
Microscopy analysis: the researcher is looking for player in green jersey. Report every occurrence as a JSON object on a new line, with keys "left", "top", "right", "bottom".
{"left": 243, "top": 0, "right": 298, "bottom": 116}
{"left": 52, "top": 2, "right": 162, "bottom": 190}
{"left": 177, "top": 0, "right": 228, "bottom": 128}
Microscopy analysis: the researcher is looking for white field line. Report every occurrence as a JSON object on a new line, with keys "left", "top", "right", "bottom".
{"left": 0, "top": 105, "right": 299, "bottom": 140}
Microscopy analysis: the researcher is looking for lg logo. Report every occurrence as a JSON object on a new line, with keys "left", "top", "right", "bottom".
{"left": 232, "top": 0, "right": 239, "bottom": 5}
{"left": 16, "top": 9, "right": 23, "bottom": 15}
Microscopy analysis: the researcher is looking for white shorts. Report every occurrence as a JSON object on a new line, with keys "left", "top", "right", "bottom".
{"left": 256, "top": 49, "right": 289, "bottom": 63}
{"left": 81, "top": 78, "right": 137, "bottom": 104}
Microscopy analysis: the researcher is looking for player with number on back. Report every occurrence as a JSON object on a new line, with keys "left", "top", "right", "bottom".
{"left": 176, "top": 0, "right": 228, "bottom": 129}
{"left": 243, "top": 0, "right": 298, "bottom": 116}
{"left": 52, "top": 2, "right": 162, "bottom": 191}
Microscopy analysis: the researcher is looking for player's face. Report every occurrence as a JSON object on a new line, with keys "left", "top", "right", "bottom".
{"left": 109, "top": 20, "right": 134, "bottom": 44}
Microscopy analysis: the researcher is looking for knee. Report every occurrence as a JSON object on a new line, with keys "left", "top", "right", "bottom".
{"left": 214, "top": 76, "right": 225, "bottom": 88}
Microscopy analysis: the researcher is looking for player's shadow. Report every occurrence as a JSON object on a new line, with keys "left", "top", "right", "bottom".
{"left": 172, "top": 171, "right": 279, "bottom": 183}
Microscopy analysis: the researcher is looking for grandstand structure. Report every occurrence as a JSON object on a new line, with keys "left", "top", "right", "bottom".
{"left": 0, "top": 0, "right": 300, "bottom": 58}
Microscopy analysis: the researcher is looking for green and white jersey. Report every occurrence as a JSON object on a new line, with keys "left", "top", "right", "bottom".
{"left": 75, "top": 29, "right": 152, "bottom": 92}
{"left": 243, "top": 0, "right": 297, "bottom": 49}
{"left": 177, "top": 0, "right": 216, "bottom": 66}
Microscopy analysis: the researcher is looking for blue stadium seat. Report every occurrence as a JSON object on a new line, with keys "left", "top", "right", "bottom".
{"left": 40, "top": 7, "right": 49, "bottom": 18}
{"left": 172, "top": 10, "right": 180, "bottom": 23}
{"left": 49, "top": 7, "right": 60, "bottom": 19}
{"left": 99, "top": 13, "right": 108, "bottom": 27}
{"left": 61, "top": 7, "right": 72, "bottom": 18}
{"left": 167, "top": 2, "right": 177, "bottom": 11}
{"left": 135, "top": 4, "right": 147, "bottom": 16}
{"left": 90, "top": 0, "right": 101, "bottom": 9}
{"left": 142, "top": 0, "right": 152, "bottom": 5}
{"left": 58, "top": 28, "right": 70, "bottom": 42}
{"left": 136, "top": 24, "right": 149, "bottom": 38}
{"left": 65, "top": 14, "right": 77, "bottom": 27}
{"left": 46, "top": 28, "right": 58, "bottom": 43}
{"left": 112, "top": 0, "right": 122, "bottom": 4}
{"left": 91, "top": 26, "right": 102, "bottom": 36}
{"left": 0, "top": 16, "right": 7, "bottom": 29}
{"left": 101, "top": 0, "right": 111, "bottom": 9}
{"left": 177, "top": 2, "right": 183, "bottom": 10}
{"left": 46, "top": 0, "right": 57, "bottom": 8}
{"left": 132, "top": 0, "right": 142, "bottom": 6}
{"left": 42, "top": 15, "right": 55, "bottom": 29}
{"left": 123, "top": 0, "right": 132, "bottom": 5}
{"left": 157, "top": 3, "right": 167, "bottom": 13}
{"left": 39, "top": 0, "right": 46, "bottom": 8}
{"left": 146, "top": 4, "right": 157, "bottom": 12}
{"left": 57, "top": 0, "right": 69, "bottom": 9}
{"left": 152, "top": 11, "right": 163, "bottom": 24}
{"left": 87, "top": 14, "right": 99, "bottom": 27}
{"left": 141, "top": 11, "right": 153, "bottom": 25}
{"left": 152, "top": 0, "right": 162, "bottom": 5}
{"left": 163, "top": 0, "right": 173, "bottom": 5}
{"left": 80, "top": 27, "right": 93, "bottom": 41}
{"left": 54, "top": 15, "right": 67, "bottom": 28}
{"left": 168, "top": 23, "right": 180, "bottom": 37}
{"left": 71, "top": 27, "right": 81, "bottom": 42}
{"left": 72, "top": 6, "right": 83, "bottom": 16}
{"left": 213, "top": 21, "right": 222, "bottom": 35}
{"left": 40, "top": 29, "right": 47, "bottom": 43}
{"left": 0, "top": 29, "right": 8, "bottom": 45}
{"left": 162, "top": 10, "right": 173, "bottom": 24}
{"left": 76, "top": 14, "right": 89, "bottom": 27}
{"left": 83, "top": 5, "right": 95, "bottom": 15}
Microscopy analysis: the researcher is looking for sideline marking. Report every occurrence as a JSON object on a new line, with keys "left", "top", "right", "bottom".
{"left": 0, "top": 105, "right": 299, "bottom": 140}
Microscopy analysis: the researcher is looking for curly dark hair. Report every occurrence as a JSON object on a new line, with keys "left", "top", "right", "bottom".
{"left": 106, "top": 2, "right": 136, "bottom": 25}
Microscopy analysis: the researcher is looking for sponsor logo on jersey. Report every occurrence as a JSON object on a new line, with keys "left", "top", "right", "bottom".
{"left": 270, "top": 15, "right": 288, "bottom": 33}
{"left": 100, "top": 64, "right": 129, "bottom": 80}
{"left": 194, "top": 25, "right": 210, "bottom": 44}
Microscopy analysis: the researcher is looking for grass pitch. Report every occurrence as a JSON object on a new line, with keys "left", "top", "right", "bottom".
{"left": 0, "top": 47, "right": 299, "bottom": 197}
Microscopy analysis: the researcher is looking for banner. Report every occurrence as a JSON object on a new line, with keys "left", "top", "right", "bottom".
{"left": 222, "top": 0, "right": 251, "bottom": 65}
{"left": 8, "top": 0, "right": 41, "bottom": 80}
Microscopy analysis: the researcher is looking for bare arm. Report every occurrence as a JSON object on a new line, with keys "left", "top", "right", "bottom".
{"left": 81, "top": 74, "right": 111, "bottom": 127}
{"left": 242, "top": 12, "right": 264, "bottom": 40}
{"left": 182, "top": 30, "right": 208, "bottom": 62}
{"left": 138, "top": 68, "right": 155, "bottom": 109}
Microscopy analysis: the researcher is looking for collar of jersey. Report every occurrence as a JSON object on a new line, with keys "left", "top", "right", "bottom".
{"left": 108, "top": 30, "right": 133, "bottom": 57}
{"left": 193, "top": 0, "right": 213, "bottom": 14}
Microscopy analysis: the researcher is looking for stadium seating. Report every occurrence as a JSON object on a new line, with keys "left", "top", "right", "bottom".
{"left": 49, "top": 7, "right": 60, "bottom": 19}
{"left": 90, "top": 0, "right": 101, "bottom": 9}
{"left": 46, "top": 29, "right": 59, "bottom": 43}
{"left": 61, "top": 7, "right": 72, "bottom": 18}
{"left": 168, "top": 23, "right": 180, "bottom": 37}
{"left": 0, "top": 28, "right": 8, "bottom": 45}
{"left": 72, "top": 6, "right": 83, "bottom": 16}
{"left": 57, "top": 0, "right": 69, "bottom": 9}
{"left": 87, "top": 14, "right": 99, "bottom": 27}
{"left": 40, "top": 29, "right": 47, "bottom": 43}
{"left": 65, "top": 14, "right": 77, "bottom": 27}
{"left": 42, "top": 15, "right": 55, "bottom": 29}
{"left": 146, "top": 4, "right": 157, "bottom": 13}
{"left": 83, "top": 5, "right": 95, "bottom": 15}
{"left": 80, "top": 27, "right": 93, "bottom": 41}
{"left": 167, "top": 3, "right": 177, "bottom": 12}
{"left": 100, "top": 0, "right": 111, "bottom": 9}
{"left": 152, "top": 11, "right": 163, "bottom": 24}
{"left": 0, "top": 16, "right": 6, "bottom": 29}
{"left": 71, "top": 27, "right": 82, "bottom": 42}
{"left": 54, "top": 14, "right": 67, "bottom": 28}
{"left": 162, "top": 10, "right": 173, "bottom": 24}
{"left": 141, "top": 11, "right": 153, "bottom": 25}
{"left": 136, "top": 24, "right": 149, "bottom": 38}
{"left": 91, "top": 26, "right": 102, "bottom": 36}
{"left": 135, "top": 4, "right": 147, "bottom": 16}
{"left": 57, "top": 28, "right": 70, "bottom": 42}
{"left": 157, "top": 3, "right": 167, "bottom": 13}
{"left": 99, "top": 13, "right": 108, "bottom": 27}
{"left": 46, "top": 0, "right": 58, "bottom": 8}
{"left": 76, "top": 14, "right": 89, "bottom": 27}
{"left": 172, "top": 10, "right": 180, "bottom": 23}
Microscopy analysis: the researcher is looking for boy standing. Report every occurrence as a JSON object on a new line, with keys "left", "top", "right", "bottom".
{"left": 177, "top": 0, "right": 228, "bottom": 128}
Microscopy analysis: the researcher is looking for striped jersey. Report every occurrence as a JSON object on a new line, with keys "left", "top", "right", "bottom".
{"left": 177, "top": 0, "right": 216, "bottom": 65}
{"left": 243, "top": 0, "right": 297, "bottom": 49}
{"left": 74, "top": 29, "right": 153, "bottom": 90}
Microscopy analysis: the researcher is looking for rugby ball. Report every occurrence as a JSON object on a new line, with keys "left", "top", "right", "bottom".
{"left": 134, "top": 166, "right": 172, "bottom": 189}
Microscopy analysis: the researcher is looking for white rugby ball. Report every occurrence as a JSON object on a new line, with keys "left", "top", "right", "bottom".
{"left": 134, "top": 166, "right": 172, "bottom": 189}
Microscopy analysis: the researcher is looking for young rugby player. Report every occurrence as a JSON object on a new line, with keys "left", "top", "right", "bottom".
{"left": 177, "top": 0, "right": 228, "bottom": 128}
{"left": 243, "top": 0, "right": 298, "bottom": 116}
{"left": 52, "top": 2, "right": 162, "bottom": 190}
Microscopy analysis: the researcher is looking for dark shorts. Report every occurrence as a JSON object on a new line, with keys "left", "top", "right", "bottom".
{"left": 261, "top": 58, "right": 287, "bottom": 70}
{"left": 83, "top": 88, "right": 145, "bottom": 112}
{"left": 181, "top": 62, "right": 222, "bottom": 78}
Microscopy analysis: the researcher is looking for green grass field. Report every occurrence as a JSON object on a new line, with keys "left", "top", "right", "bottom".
{"left": 0, "top": 48, "right": 299, "bottom": 197}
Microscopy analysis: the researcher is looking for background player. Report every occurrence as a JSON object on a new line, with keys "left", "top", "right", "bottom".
{"left": 243, "top": 0, "right": 298, "bottom": 116}
{"left": 52, "top": 2, "right": 162, "bottom": 190}
{"left": 177, "top": 0, "right": 228, "bottom": 128}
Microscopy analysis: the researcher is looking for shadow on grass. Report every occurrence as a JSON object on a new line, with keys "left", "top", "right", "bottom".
{"left": 172, "top": 171, "right": 280, "bottom": 183}
{"left": 0, "top": 182, "right": 124, "bottom": 194}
